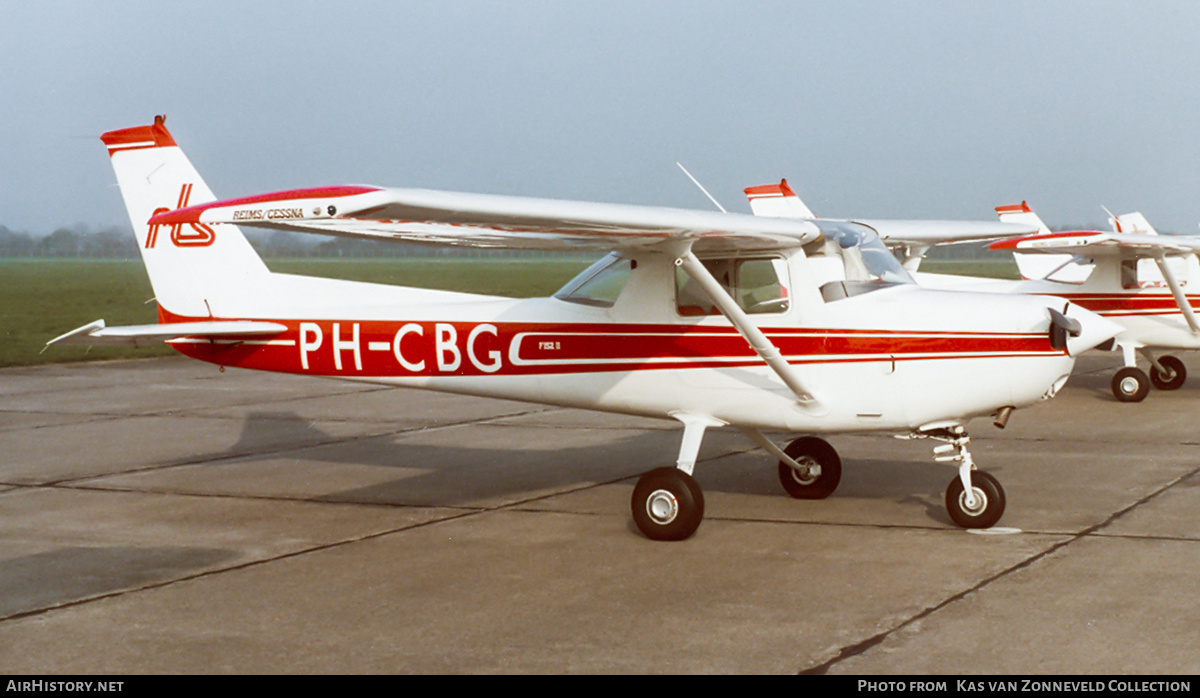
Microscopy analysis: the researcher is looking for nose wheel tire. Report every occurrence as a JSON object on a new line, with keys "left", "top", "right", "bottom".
{"left": 777, "top": 436, "right": 842, "bottom": 499}
{"left": 1112, "top": 367, "right": 1150, "bottom": 402}
{"left": 945, "top": 470, "right": 1006, "bottom": 529}
{"left": 1149, "top": 355, "right": 1187, "bottom": 391}
{"left": 632, "top": 467, "right": 705, "bottom": 541}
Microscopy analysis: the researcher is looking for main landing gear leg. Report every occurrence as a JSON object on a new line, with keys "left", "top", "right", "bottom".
{"left": 907, "top": 426, "right": 1006, "bottom": 529}
{"left": 631, "top": 415, "right": 723, "bottom": 541}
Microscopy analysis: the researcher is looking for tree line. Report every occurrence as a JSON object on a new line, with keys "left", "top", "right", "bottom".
{"left": 0, "top": 224, "right": 575, "bottom": 259}
{"left": 1, "top": 224, "right": 140, "bottom": 258}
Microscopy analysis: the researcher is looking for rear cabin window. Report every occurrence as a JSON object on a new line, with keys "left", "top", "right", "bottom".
{"left": 675, "top": 257, "right": 790, "bottom": 316}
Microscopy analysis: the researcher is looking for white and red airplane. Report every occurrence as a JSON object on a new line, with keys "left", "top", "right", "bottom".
{"left": 987, "top": 202, "right": 1200, "bottom": 402}
{"left": 745, "top": 182, "right": 1200, "bottom": 404}
{"left": 50, "top": 117, "right": 1120, "bottom": 541}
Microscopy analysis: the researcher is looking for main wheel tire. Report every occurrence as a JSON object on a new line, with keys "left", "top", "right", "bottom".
{"left": 631, "top": 467, "right": 704, "bottom": 541}
{"left": 777, "top": 436, "right": 842, "bottom": 500}
{"left": 1112, "top": 367, "right": 1150, "bottom": 402}
{"left": 1150, "top": 355, "right": 1187, "bottom": 391}
{"left": 945, "top": 470, "right": 1006, "bottom": 529}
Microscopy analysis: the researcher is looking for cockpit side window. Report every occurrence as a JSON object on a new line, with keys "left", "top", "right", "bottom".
{"left": 675, "top": 256, "right": 790, "bottom": 316}
{"left": 555, "top": 254, "right": 635, "bottom": 307}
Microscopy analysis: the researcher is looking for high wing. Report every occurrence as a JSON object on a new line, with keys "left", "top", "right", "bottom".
{"left": 148, "top": 186, "right": 825, "bottom": 254}
{"left": 988, "top": 230, "right": 1200, "bottom": 257}
{"left": 995, "top": 202, "right": 1168, "bottom": 282}
{"left": 47, "top": 319, "right": 288, "bottom": 348}
{"left": 990, "top": 230, "right": 1200, "bottom": 333}
{"left": 148, "top": 184, "right": 833, "bottom": 407}
{"left": 741, "top": 179, "right": 1038, "bottom": 270}
{"left": 859, "top": 219, "right": 1041, "bottom": 249}
{"left": 859, "top": 218, "right": 1042, "bottom": 272}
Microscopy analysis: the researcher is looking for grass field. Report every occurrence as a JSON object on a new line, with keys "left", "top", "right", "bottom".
{"left": 918, "top": 258, "right": 1020, "bottom": 279}
{"left": 2, "top": 255, "right": 1018, "bottom": 368}
{"left": 1, "top": 257, "right": 597, "bottom": 368}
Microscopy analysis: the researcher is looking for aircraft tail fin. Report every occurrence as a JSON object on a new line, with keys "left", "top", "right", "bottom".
{"left": 994, "top": 201, "right": 1052, "bottom": 236}
{"left": 994, "top": 202, "right": 1076, "bottom": 281}
{"left": 744, "top": 179, "right": 816, "bottom": 219}
{"left": 101, "top": 116, "right": 272, "bottom": 320}
{"left": 1109, "top": 211, "right": 1158, "bottom": 235}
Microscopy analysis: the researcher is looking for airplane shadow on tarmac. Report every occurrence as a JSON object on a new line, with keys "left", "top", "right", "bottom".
{"left": 198, "top": 409, "right": 967, "bottom": 528}
{"left": 0, "top": 546, "right": 237, "bottom": 618}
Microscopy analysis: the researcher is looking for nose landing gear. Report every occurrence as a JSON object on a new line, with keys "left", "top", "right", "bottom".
{"left": 904, "top": 425, "right": 1007, "bottom": 529}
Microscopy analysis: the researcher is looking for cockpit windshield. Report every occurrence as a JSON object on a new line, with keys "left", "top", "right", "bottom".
{"left": 804, "top": 220, "right": 914, "bottom": 301}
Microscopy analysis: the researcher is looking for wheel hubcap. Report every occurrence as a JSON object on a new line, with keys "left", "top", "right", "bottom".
{"left": 1120, "top": 376, "right": 1140, "bottom": 395}
{"left": 789, "top": 457, "right": 821, "bottom": 485}
{"left": 959, "top": 487, "right": 987, "bottom": 516}
{"left": 646, "top": 489, "right": 679, "bottom": 524}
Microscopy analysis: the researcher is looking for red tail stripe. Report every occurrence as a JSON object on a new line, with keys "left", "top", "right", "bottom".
{"left": 101, "top": 115, "right": 177, "bottom": 155}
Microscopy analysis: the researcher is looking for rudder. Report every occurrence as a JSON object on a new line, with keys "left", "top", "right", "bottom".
{"left": 102, "top": 116, "right": 271, "bottom": 320}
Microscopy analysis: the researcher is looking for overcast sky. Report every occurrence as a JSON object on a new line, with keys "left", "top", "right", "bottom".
{"left": 5, "top": 1, "right": 1200, "bottom": 236}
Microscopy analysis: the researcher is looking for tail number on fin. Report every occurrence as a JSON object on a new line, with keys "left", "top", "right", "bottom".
{"left": 146, "top": 184, "right": 216, "bottom": 248}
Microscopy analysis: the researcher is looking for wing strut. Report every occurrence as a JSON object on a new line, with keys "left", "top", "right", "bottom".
{"left": 676, "top": 252, "right": 821, "bottom": 408}
{"left": 1151, "top": 253, "right": 1200, "bottom": 333}
{"left": 899, "top": 244, "right": 931, "bottom": 272}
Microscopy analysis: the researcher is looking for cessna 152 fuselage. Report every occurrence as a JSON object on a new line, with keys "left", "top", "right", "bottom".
{"left": 51, "top": 118, "right": 1120, "bottom": 541}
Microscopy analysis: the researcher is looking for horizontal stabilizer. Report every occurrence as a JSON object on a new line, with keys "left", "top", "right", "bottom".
{"left": 48, "top": 319, "right": 288, "bottom": 347}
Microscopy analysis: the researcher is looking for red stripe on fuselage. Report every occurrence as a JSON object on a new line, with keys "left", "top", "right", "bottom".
{"left": 156, "top": 309, "right": 1058, "bottom": 378}
{"left": 1054, "top": 293, "right": 1200, "bottom": 316}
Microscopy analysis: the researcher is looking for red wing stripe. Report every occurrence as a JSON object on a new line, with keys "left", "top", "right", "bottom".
{"left": 149, "top": 186, "right": 382, "bottom": 226}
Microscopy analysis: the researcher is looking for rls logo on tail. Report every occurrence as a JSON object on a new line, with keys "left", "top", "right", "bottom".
{"left": 146, "top": 184, "right": 215, "bottom": 248}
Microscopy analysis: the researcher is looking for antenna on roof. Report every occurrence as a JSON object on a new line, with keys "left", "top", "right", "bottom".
{"left": 676, "top": 162, "right": 726, "bottom": 213}
{"left": 1101, "top": 205, "right": 1117, "bottom": 231}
